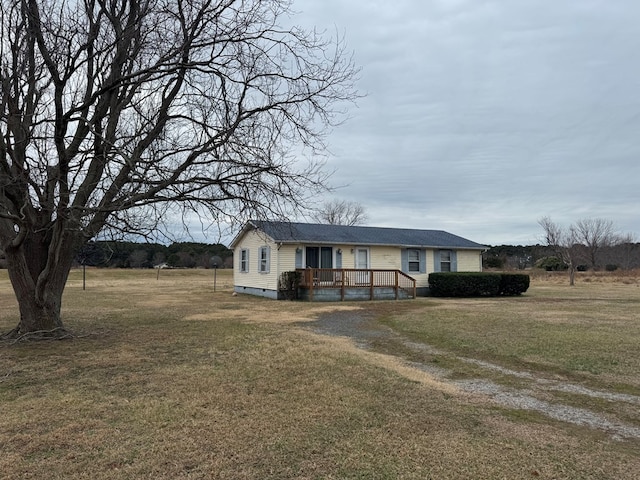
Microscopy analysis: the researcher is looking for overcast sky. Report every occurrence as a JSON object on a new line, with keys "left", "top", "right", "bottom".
{"left": 285, "top": 0, "right": 640, "bottom": 246}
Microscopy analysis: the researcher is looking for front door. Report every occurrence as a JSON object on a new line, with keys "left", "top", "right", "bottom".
{"left": 305, "top": 246, "right": 333, "bottom": 268}
{"left": 355, "top": 247, "right": 370, "bottom": 284}
{"left": 306, "top": 246, "right": 333, "bottom": 282}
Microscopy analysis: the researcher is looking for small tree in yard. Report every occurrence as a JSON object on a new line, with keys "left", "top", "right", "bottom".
{"left": 538, "top": 217, "right": 580, "bottom": 286}
{"left": 0, "top": 0, "right": 358, "bottom": 339}
{"left": 573, "top": 218, "right": 617, "bottom": 270}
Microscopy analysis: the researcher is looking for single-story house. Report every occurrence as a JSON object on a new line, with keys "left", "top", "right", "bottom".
{"left": 230, "top": 220, "right": 486, "bottom": 300}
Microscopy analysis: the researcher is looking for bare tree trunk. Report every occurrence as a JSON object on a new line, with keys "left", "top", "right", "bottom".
{"left": 2, "top": 235, "right": 75, "bottom": 339}
{"left": 569, "top": 264, "right": 576, "bottom": 286}
{"left": 1, "top": 0, "right": 358, "bottom": 342}
{"left": 538, "top": 217, "right": 579, "bottom": 286}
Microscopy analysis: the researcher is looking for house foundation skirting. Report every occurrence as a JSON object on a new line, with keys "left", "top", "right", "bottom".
{"left": 233, "top": 285, "right": 425, "bottom": 301}
{"left": 234, "top": 285, "right": 278, "bottom": 299}
{"left": 298, "top": 286, "right": 414, "bottom": 302}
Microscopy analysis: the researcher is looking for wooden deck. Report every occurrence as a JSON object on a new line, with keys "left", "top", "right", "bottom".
{"left": 296, "top": 268, "right": 416, "bottom": 301}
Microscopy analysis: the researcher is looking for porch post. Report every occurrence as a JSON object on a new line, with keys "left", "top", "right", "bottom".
{"left": 370, "top": 270, "right": 374, "bottom": 300}
{"left": 395, "top": 270, "right": 399, "bottom": 300}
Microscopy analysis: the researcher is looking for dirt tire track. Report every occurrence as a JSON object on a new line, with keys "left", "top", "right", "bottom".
{"left": 304, "top": 308, "right": 640, "bottom": 441}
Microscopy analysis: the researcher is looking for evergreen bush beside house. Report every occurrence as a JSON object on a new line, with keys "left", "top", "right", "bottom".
{"left": 279, "top": 271, "right": 302, "bottom": 300}
{"left": 429, "top": 272, "right": 530, "bottom": 297}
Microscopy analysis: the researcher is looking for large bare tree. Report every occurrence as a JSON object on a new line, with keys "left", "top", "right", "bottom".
{"left": 0, "top": 0, "right": 358, "bottom": 339}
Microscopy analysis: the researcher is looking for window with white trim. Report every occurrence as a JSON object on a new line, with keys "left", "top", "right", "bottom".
{"left": 259, "top": 246, "right": 270, "bottom": 273}
{"left": 440, "top": 250, "right": 452, "bottom": 272}
{"left": 240, "top": 249, "right": 249, "bottom": 272}
{"left": 407, "top": 249, "right": 420, "bottom": 272}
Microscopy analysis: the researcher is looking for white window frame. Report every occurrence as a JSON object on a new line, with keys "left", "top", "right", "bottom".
{"left": 440, "top": 250, "right": 452, "bottom": 272}
{"left": 407, "top": 249, "right": 420, "bottom": 272}
{"left": 240, "top": 248, "right": 249, "bottom": 273}
{"left": 259, "top": 245, "right": 270, "bottom": 273}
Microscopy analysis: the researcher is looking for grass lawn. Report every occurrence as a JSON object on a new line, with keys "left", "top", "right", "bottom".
{"left": 378, "top": 275, "right": 640, "bottom": 392}
{"left": 1, "top": 268, "right": 639, "bottom": 479}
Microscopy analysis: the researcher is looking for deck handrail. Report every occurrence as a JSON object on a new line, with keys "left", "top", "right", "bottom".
{"left": 296, "top": 268, "right": 416, "bottom": 300}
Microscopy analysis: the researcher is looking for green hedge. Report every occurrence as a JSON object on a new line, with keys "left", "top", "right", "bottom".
{"left": 499, "top": 273, "right": 530, "bottom": 296}
{"left": 428, "top": 272, "right": 530, "bottom": 297}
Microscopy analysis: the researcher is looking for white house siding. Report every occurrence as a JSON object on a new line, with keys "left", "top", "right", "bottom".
{"left": 368, "top": 246, "right": 401, "bottom": 270}
{"left": 276, "top": 244, "right": 298, "bottom": 275}
{"left": 456, "top": 249, "right": 483, "bottom": 272}
{"left": 234, "top": 228, "right": 279, "bottom": 298}
{"left": 338, "top": 246, "right": 354, "bottom": 268}
{"left": 406, "top": 248, "right": 483, "bottom": 290}
{"left": 425, "top": 249, "right": 436, "bottom": 273}
{"left": 411, "top": 273, "right": 430, "bottom": 290}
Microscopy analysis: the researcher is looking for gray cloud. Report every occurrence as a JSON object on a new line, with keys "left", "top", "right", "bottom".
{"left": 293, "top": 0, "right": 640, "bottom": 244}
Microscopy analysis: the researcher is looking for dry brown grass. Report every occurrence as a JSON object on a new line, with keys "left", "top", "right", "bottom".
{"left": 529, "top": 267, "right": 640, "bottom": 285}
{"left": 1, "top": 268, "right": 639, "bottom": 479}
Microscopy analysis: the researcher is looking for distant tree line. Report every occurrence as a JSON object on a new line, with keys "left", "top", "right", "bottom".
{"left": 69, "top": 241, "right": 233, "bottom": 269}
{"left": 483, "top": 242, "right": 640, "bottom": 272}
{"left": 0, "top": 241, "right": 235, "bottom": 270}
{"left": 76, "top": 241, "right": 233, "bottom": 269}
{"left": 0, "top": 240, "right": 232, "bottom": 269}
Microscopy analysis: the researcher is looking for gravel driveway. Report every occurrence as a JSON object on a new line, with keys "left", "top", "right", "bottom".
{"left": 303, "top": 308, "right": 640, "bottom": 441}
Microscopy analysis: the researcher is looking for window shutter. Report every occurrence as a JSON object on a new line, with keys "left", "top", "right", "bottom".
{"left": 401, "top": 249, "right": 408, "bottom": 272}
{"left": 335, "top": 249, "right": 342, "bottom": 269}
{"left": 295, "top": 247, "right": 303, "bottom": 269}
{"left": 451, "top": 250, "right": 457, "bottom": 272}
{"left": 433, "top": 251, "right": 441, "bottom": 272}
{"left": 419, "top": 249, "right": 427, "bottom": 273}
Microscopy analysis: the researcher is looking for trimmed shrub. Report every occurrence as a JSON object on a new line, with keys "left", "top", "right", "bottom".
{"left": 278, "top": 271, "right": 302, "bottom": 300}
{"left": 429, "top": 272, "right": 530, "bottom": 297}
{"left": 429, "top": 273, "right": 501, "bottom": 297}
{"left": 499, "top": 273, "right": 530, "bottom": 296}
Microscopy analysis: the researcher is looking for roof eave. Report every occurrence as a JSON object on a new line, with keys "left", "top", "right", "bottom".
{"left": 273, "top": 240, "right": 486, "bottom": 250}
{"left": 229, "top": 220, "right": 260, "bottom": 248}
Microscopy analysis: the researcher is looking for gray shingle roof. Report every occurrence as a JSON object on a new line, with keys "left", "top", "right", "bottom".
{"left": 237, "top": 220, "right": 486, "bottom": 250}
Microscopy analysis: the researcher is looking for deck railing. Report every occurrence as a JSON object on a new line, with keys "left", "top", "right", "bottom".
{"left": 296, "top": 268, "right": 416, "bottom": 301}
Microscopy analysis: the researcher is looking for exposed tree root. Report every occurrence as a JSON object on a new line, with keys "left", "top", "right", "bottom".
{"left": 1, "top": 327, "right": 76, "bottom": 344}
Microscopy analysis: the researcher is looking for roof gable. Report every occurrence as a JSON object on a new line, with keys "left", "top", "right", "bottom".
{"left": 232, "top": 220, "right": 486, "bottom": 250}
